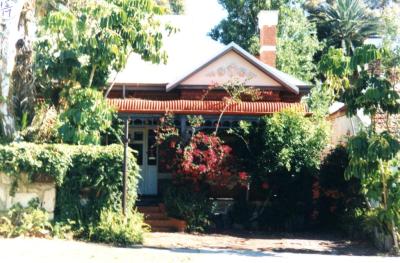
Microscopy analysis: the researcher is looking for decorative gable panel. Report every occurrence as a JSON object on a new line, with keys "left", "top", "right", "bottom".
{"left": 180, "top": 50, "right": 282, "bottom": 88}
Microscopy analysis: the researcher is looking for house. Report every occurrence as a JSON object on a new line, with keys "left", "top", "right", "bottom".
{"left": 327, "top": 102, "right": 368, "bottom": 146}
{"left": 106, "top": 11, "right": 312, "bottom": 196}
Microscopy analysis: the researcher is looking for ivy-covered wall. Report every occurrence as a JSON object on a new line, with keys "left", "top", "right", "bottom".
{"left": 0, "top": 143, "right": 139, "bottom": 225}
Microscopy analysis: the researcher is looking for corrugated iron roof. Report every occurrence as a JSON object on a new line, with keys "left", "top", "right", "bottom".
{"left": 108, "top": 99, "right": 308, "bottom": 116}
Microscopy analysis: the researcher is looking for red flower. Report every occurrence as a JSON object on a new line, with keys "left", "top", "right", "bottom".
{"left": 239, "top": 172, "right": 248, "bottom": 180}
{"left": 198, "top": 164, "right": 207, "bottom": 173}
{"left": 169, "top": 140, "right": 176, "bottom": 149}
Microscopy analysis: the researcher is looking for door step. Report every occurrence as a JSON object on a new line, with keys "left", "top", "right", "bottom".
{"left": 138, "top": 204, "right": 186, "bottom": 232}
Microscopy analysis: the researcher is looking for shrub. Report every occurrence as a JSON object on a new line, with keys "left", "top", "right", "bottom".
{"left": 316, "top": 145, "right": 365, "bottom": 231}
{"left": 54, "top": 145, "right": 139, "bottom": 228}
{"left": 89, "top": 208, "right": 147, "bottom": 245}
{"left": 230, "top": 109, "right": 329, "bottom": 231}
{"left": 164, "top": 183, "right": 214, "bottom": 232}
{"left": 21, "top": 104, "right": 60, "bottom": 143}
{"left": 156, "top": 114, "right": 247, "bottom": 188}
{"left": 0, "top": 143, "right": 139, "bottom": 234}
{"left": 0, "top": 198, "right": 52, "bottom": 238}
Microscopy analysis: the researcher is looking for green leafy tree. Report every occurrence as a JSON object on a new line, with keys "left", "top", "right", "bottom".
{"left": 380, "top": 5, "right": 400, "bottom": 48}
{"left": 58, "top": 88, "right": 114, "bottom": 145}
{"left": 311, "top": 0, "right": 380, "bottom": 55}
{"left": 35, "top": 0, "right": 170, "bottom": 105}
{"left": 209, "top": 1, "right": 321, "bottom": 81}
{"left": 156, "top": 0, "right": 185, "bottom": 14}
{"left": 319, "top": 44, "right": 400, "bottom": 252}
{"left": 33, "top": 0, "right": 170, "bottom": 144}
{"left": 209, "top": 0, "right": 277, "bottom": 55}
{"left": 276, "top": 6, "right": 322, "bottom": 81}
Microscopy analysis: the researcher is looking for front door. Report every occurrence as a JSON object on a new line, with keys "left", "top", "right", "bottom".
{"left": 129, "top": 128, "right": 158, "bottom": 195}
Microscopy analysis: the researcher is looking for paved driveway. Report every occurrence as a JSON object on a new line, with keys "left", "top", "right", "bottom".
{"left": 0, "top": 238, "right": 398, "bottom": 263}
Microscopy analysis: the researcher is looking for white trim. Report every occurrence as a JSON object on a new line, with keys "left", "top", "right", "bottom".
{"left": 166, "top": 42, "right": 305, "bottom": 94}
{"left": 260, "top": 45, "right": 276, "bottom": 52}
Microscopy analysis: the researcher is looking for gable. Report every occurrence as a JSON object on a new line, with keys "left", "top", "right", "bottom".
{"left": 180, "top": 50, "right": 281, "bottom": 88}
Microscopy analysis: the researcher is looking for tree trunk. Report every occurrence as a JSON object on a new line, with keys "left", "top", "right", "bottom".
{"left": 0, "top": 0, "right": 34, "bottom": 138}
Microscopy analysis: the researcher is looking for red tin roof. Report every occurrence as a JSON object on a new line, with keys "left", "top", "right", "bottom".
{"left": 108, "top": 99, "right": 308, "bottom": 116}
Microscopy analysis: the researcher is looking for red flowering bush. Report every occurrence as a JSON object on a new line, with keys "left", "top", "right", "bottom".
{"left": 175, "top": 132, "right": 247, "bottom": 188}
{"left": 155, "top": 114, "right": 247, "bottom": 188}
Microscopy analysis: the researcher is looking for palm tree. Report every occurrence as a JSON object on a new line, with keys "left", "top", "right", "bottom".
{"left": 313, "top": 0, "right": 380, "bottom": 55}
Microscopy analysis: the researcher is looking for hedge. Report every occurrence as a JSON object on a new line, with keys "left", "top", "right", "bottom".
{"left": 0, "top": 143, "right": 139, "bottom": 226}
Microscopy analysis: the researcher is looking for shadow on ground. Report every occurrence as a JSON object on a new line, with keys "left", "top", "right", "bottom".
{"left": 143, "top": 231, "right": 380, "bottom": 256}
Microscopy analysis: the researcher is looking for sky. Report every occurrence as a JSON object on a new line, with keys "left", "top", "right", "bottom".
{"left": 184, "top": 0, "right": 227, "bottom": 36}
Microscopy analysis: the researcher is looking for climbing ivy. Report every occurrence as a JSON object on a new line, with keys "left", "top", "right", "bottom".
{"left": 0, "top": 143, "right": 139, "bottom": 228}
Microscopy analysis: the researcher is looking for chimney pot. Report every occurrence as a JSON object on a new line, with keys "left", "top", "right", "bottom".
{"left": 258, "top": 10, "right": 279, "bottom": 67}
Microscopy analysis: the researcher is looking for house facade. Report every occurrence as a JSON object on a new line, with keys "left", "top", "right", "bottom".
{"left": 107, "top": 11, "right": 312, "bottom": 196}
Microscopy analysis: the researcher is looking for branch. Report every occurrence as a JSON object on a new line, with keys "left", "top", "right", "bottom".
{"left": 88, "top": 64, "right": 97, "bottom": 89}
{"left": 104, "top": 72, "right": 119, "bottom": 98}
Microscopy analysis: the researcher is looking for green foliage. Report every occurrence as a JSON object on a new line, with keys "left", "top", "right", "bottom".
{"left": 58, "top": 88, "right": 114, "bottom": 145}
{"left": 89, "top": 208, "right": 147, "bottom": 245}
{"left": 249, "top": 109, "right": 328, "bottom": 175}
{"left": 0, "top": 143, "right": 139, "bottom": 232}
{"left": 156, "top": 0, "right": 185, "bottom": 14}
{"left": 311, "top": 0, "right": 380, "bottom": 55}
{"left": 319, "top": 45, "right": 400, "bottom": 117}
{"left": 0, "top": 143, "right": 72, "bottom": 188}
{"left": 210, "top": 1, "right": 320, "bottom": 81}
{"left": 21, "top": 104, "right": 60, "bottom": 143}
{"left": 209, "top": 0, "right": 276, "bottom": 54}
{"left": 346, "top": 130, "right": 400, "bottom": 245}
{"left": 276, "top": 6, "right": 322, "bottom": 81}
{"left": 35, "top": 0, "right": 169, "bottom": 104}
{"left": 164, "top": 184, "right": 214, "bottom": 232}
{"left": 0, "top": 198, "right": 52, "bottom": 238}
{"left": 320, "top": 42, "right": 400, "bottom": 250}
{"left": 380, "top": 5, "right": 400, "bottom": 48}
{"left": 306, "top": 82, "right": 335, "bottom": 118}
{"left": 229, "top": 109, "right": 329, "bottom": 231}
{"left": 54, "top": 145, "right": 139, "bottom": 228}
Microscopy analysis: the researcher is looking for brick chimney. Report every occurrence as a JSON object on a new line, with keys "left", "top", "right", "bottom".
{"left": 258, "top": 10, "right": 279, "bottom": 67}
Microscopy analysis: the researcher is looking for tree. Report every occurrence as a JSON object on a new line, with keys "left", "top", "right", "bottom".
{"left": 35, "top": 0, "right": 170, "bottom": 106}
{"left": 58, "top": 88, "right": 114, "bottom": 145}
{"left": 33, "top": 0, "right": 170, "bottom": 145}
{"left": 156, "top": 0, "right": 185, "bottom": 14}
{"left": 276, "top": 6, "right": 322, "bottom": 81}
{"left": 209, "top": 1, "right": 321, "bottom": 81}
{"left": 209, "top": 0, "right": 276, "bottom": 55}
{"left": 319, "top": 44, "right": 400, "bottom": 252}
{"left": 311, "top": 0, "right": 380, "bottom": 55}
{"left": 380, "top": 4, "right": 400, "bottom": 48}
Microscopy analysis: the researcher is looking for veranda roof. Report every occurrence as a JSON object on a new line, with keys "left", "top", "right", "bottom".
{"left": 108, "top": 99, "right": 308, "bottom": 116}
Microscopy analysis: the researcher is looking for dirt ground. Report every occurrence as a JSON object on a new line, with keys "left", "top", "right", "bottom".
{"left": 143, "top": 231, "right": 379, "bottom": 256}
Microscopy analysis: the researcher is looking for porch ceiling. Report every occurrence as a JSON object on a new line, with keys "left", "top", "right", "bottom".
{"left": 108, "top": 99, "right": 308, "bottom": 116}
